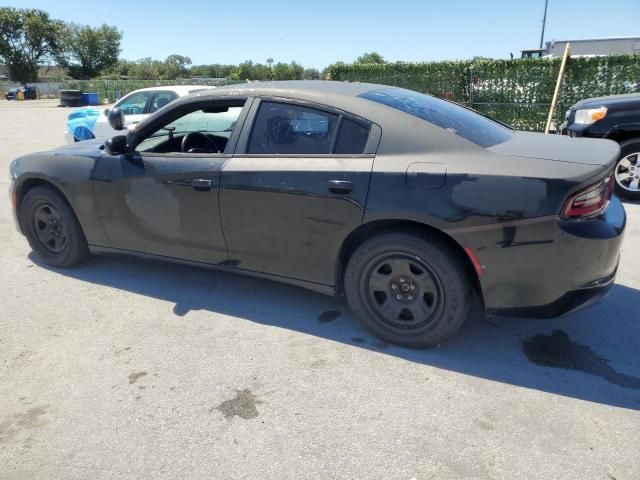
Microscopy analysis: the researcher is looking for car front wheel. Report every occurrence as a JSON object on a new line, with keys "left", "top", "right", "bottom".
{"left": 614, "top": 138, "right": 640, "bottom": 200}
{"left": 344, "top": 230, "right": 472, "bottom": 348}
{"left": 20, "top": 186, "right": 90, "bottom": 267}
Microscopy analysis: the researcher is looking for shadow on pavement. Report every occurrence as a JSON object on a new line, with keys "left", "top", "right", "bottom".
{"left": 31, "top": 252, "right": 640, "bottom": 411}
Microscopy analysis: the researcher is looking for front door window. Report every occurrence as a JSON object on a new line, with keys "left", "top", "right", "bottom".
{"left": 136, "top": 104, "right": 244, "bottom": 154}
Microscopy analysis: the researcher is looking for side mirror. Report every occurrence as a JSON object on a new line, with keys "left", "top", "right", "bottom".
{"left": 104, "top": 135, "right": 128, "bottom": 155}
{"left": 107, "top": 107, "right": 125, "bottom": 130}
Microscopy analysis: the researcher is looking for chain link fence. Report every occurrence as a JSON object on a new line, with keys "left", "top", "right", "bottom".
{"left": 1, "top": 78, "right": 246, "bottom": 103}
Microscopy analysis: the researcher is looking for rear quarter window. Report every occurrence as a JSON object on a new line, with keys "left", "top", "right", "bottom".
{"left": 335, "top": 118, "right": 369, "bottom": 154}
{"left": 359, "top": 87, "right": 512, "bottom": 147}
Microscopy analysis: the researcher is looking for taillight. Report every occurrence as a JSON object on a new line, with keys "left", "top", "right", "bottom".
{"left": 561, "top": 175, "right": 614, "bottom": 219}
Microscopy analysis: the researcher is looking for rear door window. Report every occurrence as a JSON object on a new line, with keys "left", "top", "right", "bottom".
{"left": 247, "top": 101, "right": 370, "bottom": 155}
{"left": 248, "top": 101, "right": 338, "bottom": 154}
{"left": 148, "top": 91, "right": 178, "bottom": 113}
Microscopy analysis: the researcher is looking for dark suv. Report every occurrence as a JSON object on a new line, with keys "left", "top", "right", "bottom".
{"left": 562, "top": 92, "right": 640, "bottom": 200}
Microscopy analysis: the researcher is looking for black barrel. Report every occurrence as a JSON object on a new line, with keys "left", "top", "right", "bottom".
{"left": 59, "top": 89, "right": 83, "bottom": 107}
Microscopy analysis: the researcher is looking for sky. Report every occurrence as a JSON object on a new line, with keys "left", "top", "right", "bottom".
{"left": 5, "top": 0, "right": 640, "bottom": 69}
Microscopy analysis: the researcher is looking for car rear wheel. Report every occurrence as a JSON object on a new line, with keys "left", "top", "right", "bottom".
{"left": 614, "top": 138, "right": 640, "bottom": 200}
{"left": 344, "top": 230, "right": 472, "bottom": 348}
{"left": 20, "top": 186, "right": 89, "bottom": 267}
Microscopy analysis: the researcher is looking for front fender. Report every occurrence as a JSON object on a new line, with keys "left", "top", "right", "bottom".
{"left": 604, "top": 123, "right": 640, "bottom": 141}
{"left": 11, "top": 152, "right": 110, "bottom": 246}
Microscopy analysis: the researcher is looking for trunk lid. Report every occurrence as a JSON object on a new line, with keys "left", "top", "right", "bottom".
{"left": 489, "top": 131, "right": 620, "bottom": 167}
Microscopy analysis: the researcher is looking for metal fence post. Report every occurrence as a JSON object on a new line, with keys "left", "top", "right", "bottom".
{"left": 469, "top": 67, "right": 475, "bottom": 109}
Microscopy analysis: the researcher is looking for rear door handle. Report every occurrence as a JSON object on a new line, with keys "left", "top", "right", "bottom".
{"left": 327, "top": 180, "right": 353, "bottom": 194}
{"left": 191, "top": 178, "right": 213, "bottom": 191}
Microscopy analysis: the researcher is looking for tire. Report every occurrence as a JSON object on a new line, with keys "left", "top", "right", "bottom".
{"left": 19, "top": 186, "right": 89, "bottom": 268}
{"left": 59, "top": 89, "right": 83, "bottom": 107}
{"left": 344, "top": 229, "right": 472, "bottom": 348}
{"left": 613, "top": 138, "right": 640, "bottom": 200}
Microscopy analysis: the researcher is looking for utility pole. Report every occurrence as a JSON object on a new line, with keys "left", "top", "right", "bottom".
{"left": 539, "top": 0, "right": 549, "bottom": 49}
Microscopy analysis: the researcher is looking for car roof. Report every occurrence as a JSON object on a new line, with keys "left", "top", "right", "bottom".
{"left": 184, "top": 80, "right": 396, "bottom": 121}
{"left": 192, "top": 80, "right": 381, "bottom": 100}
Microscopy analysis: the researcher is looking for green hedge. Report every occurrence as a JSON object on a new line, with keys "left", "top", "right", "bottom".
{"left": 327, "top": 55, "right": 640, "bottom": 131}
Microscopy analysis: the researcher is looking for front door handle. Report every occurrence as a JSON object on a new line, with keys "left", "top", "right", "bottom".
{"left": 191, "top": 178, "right": 213, "bottom": 191}
{"left": 327, "top": 180, "right": 353, "bottom": 194}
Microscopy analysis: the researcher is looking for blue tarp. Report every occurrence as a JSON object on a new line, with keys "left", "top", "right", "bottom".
{"left": 67, "top": 108, "right": 101, "bottom": 141}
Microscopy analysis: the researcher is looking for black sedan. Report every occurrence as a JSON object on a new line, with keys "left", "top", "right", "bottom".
{"left": 9, "top": 81, "right": 625, "bottom": 347}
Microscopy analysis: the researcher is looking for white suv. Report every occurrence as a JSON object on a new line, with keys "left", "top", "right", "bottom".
{"left": 65, "top": 85, "right": 215, "bottom": 143}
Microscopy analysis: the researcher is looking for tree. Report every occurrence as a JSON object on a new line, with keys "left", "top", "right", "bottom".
{"left": 251, "top": 63, "right": 271, "bottom": 80}
{"left": 322, "top": 61, "right": 345, "bottom": 80}
{"left": 289, "top": 61, "right": 304, "bottom": 80}
{"left": 355, "top": 52, "right": 385, "bottom": 64}
{"left": 232, "top": 60, "right": 255, "bottom": 81}
{"left": 303, "top": 68, "right": 320, "bottom": 80}
{"left": 161, "top": 54, "right": 191, "bottom": 79}
{"left": 190, "top": 63, "right": 234, "bottom": 78}
{"left": 128, "top": 57, "right": 160, "bottom": 80}
{"left": 57, "top": 23, "right": 121, "bottom": 79}
{"left": 271, "top": 62, "right": 291, "bottom": 80}
{"left": 101, "top": 58, "right": 132, "bottom": 78}
{"left": 0, "top": 7, "right": 64, "bottom": 83}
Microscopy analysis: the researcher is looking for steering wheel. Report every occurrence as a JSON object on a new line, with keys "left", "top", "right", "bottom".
{"left": 181, "top": 131, "right": 219, "bottom": 153}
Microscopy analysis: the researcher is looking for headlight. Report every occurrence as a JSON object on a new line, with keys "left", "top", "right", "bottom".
{"left": 574, "top": 106, "right": 607, "bottom": 125}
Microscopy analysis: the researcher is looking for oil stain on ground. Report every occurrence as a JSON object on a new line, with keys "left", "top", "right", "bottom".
{"left": 318, "top": 310, "right": 341, "bottom": 323}
{"left": 0, "top": 405, "right": 49, "bottom": 444}
{"left": 214, "top": 389, "right": 262, "bottom": 420}
{"left": 128, "top": 371, "right": 147, "bottom": 384}
{"left": 523, "top": 330, "right": 640, "bottom": 389}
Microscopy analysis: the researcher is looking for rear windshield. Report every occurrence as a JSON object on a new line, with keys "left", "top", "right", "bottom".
{"left": 359, "top": 87, "right": 512, "bottom": 147}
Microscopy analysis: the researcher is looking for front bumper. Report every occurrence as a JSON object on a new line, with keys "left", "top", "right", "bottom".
{"left": 562, "top": 122, "right": 605, "bottom": 139}
{"left": 456, "top": 196, "right": 625, "bottom": 316}
{"left": 8, "top": 174, "right": 21, "bottom": 234}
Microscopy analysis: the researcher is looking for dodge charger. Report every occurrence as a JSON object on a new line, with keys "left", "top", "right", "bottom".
{"left": 9, "top": 81, "right": 625, "bottom": 347}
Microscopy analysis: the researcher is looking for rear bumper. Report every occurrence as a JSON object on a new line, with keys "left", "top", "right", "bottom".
{"left": 453, "top": 196, "right": 625, "bottom": 316}
{"left": 489, "top": 266, "right": 616, "bottom": 318}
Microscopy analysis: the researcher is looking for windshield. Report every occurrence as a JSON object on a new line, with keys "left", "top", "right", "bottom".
{"left": 360, "top": 87, "right": 512, "bottom": 147}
